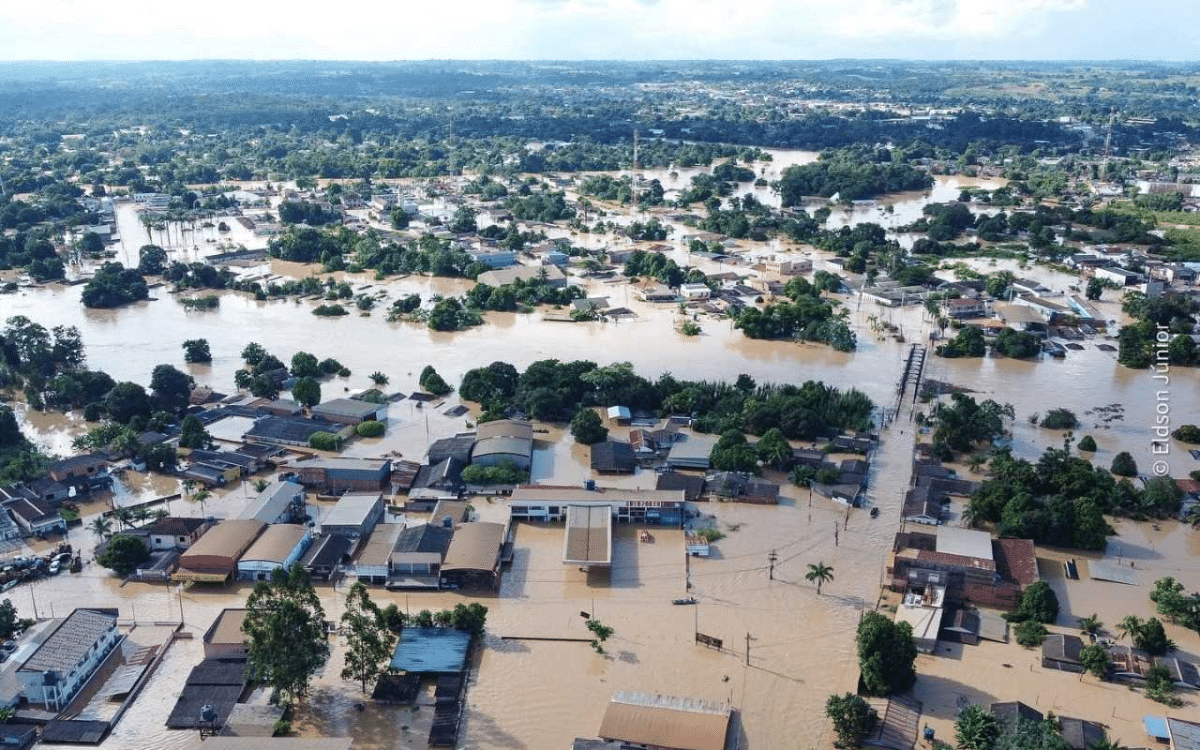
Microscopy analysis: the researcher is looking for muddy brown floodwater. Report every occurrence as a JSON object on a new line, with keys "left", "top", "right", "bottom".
{"left": 4, "top": 149, "right": 1198, "bottom": 748}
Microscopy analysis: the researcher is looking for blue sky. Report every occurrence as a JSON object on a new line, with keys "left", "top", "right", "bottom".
{"left": 0, "top": 0, "right": 1196, "bottom": 61}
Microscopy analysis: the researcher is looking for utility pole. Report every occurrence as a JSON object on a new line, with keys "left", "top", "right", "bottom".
{"left": 834, "top": 522, "right": 839, "bottom": 548}
{"left": 745, "top": 632, "right": 753, "bottom": 666}
{"left": 767, "top": 550, "right": 778, "bottom": 581}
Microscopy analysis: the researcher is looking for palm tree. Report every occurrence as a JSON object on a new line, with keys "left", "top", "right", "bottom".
{"left": 1117, "top": 615, "right": 1143, "bottom": 644}
{"left": 88, "top": 517, "right": 113, "bottom": 542}
{"left": 131, "top": 506, "right": 151, "bottom": 527}
{"left": 369, "top": 372, "right": 389, "bottom": 387}
{"left": 112, "top": 507, "right": 134, "bottom": 531}
{"left": 805, "top": 562, "right": 834, "bottom": 595}
{"left": 1078, "top": 614, "right": 1103, "bottom": 637}
{"left": 191, "top": 489, "right": 211, "bottom": 518}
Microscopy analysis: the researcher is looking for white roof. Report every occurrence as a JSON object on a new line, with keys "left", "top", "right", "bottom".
{"left": 323, "top": 493, "right": 382, "bottom": 529}
{"left": 935, "top": 526, "right": 993, "bottom": 561}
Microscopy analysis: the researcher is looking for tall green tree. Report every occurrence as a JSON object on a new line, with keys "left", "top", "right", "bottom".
{"left": 570, "top": 408, "right": 608, "bottom": 445}
{"left": 292, "top": 376, "right": 321, "bottom": 408}
{"left": 150, "top": 363, "right": 194, "bottom": 414}
{"left": 856, "top": 611, "right": 917, "bottom": 696}
{"left": 955, "top": 705, "right": 1000, "bottom": 750}
{"left": 826, "top": 693, "right": 877, "bottom": 748}
{"left": 0, "top": 599, "right": 26, "bottom": 639}
{"left": 243, "top": 564, "right": 330, "bottom": 704}
{"left": 182, "top": 338, "right": 211, "bottom": 363}
{"left": 1079, "top": 644, "right": 1110, "bottom": 679}
{"left": 755, "top": 428, "right": 793, "bottom": 469}
{"left": 340, "top": 582, "right": 396, "bottom": 694}
{"left": 178, "top": 415, "right": 211, "bottom": 449}
{"left": 96, "top": 535, "right": 150, "bottom": 576}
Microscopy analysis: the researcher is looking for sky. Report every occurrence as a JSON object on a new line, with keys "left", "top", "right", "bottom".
{"left": 0, "top": 0, "right": 1196, "bottom": 62}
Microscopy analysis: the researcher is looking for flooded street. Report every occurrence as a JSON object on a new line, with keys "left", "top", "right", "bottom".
{"left": 3, "top": 148, "right": 1198, "bottom": 749}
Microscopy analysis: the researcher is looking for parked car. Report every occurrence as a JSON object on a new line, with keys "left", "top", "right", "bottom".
{"left": 48, "top": 562, "right": 60, "bottom": 575}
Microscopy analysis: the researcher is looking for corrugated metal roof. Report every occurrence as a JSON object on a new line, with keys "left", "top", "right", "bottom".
{"left": 205, "top": 609, "right": 248, "bottom": 646}
{"left": 599, "top": 692, "right": 731, "bottom": 750}
{"left": 441, "top": 522, "right": 506, "bottom": 573}
{"left": 19, "top": 608, "right": 116, "bottom": 674}
{"left": 312, "top": 399, "right": 384, "bottom": 420}
{"left": 239, "top": 480, "right": 303, "bottom": 523}
{"left": 472, "top": 436, "right": 532, "bottom": 459}
{"left": 475, "top": 419, "right": 533, "bottom": 441}
{"left": 181, "top": 519, "right": 266, "bottom": 563}
{"left": 563, "top": 505, "right": 612, "bottom": 565}
{"left": 935, "top": 526, "right": 994, "bottom": 561}
{"left": 323, "top": 493, "right": 382, "bottom": 529}
{"left": 388, "top": 627, "right": 470, "bottom": 674}
{"left": 239, "top": 525, "right": 308, "bottom": 565}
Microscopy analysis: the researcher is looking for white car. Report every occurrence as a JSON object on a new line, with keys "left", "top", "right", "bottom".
{"left": 48, "top": 562, "right": 61, "bottom": 575}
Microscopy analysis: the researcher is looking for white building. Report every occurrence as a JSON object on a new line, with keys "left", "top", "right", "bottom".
{"left": 17, "top": 608, "right": 120, "bottom": 711}
{"left": 236, "top": 524, "right": 312, "bottom": 581}
{"left": 238, "top": 480, "right": 305, "bottom": 525}
{"left": 679, "top": 283, "right": 712, "bottom": 301}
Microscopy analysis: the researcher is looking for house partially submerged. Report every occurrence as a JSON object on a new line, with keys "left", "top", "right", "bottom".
{"left": 16, "top": 608, "right": 120, "bottom": 711}
{"left": 236, "top": 524, "right": 312, "bottom": 581}
{"left": 666, "top": 434, "right": 718, "bottom": 470}
{"left": 439, "top": 521, "right": 508, "bottom": 591}
{"left": 294, "top": 457, "right": 391, "bottom": 495}
{"left": 173, "top": 519, "right": 266, "bottom": 583}
{"left": 239, "top": 480, "right": 306, "bottom": 525}
{"left": 203, "top": 608, "right": 249, "bottom": 660}
{"left": 563, "top": 505, "right": 612, "bottom": 570}
{"left": 596, "top": 691, "right": 732, "bottom": 750}
{"left": 472, "top": 419, "right": 534, "bottom": 470}
{"left": 510, "top": 486, "right": 685, "bottom": 526}
{"left": 322, "top": 493, "right": 386, "bottom": 542}
{"left": 591, "top": 442, "right": 637, "bottom": 474}
{"left": 1042, "top": 634, "right": 1085, "bottom": 673}
{"left": 887, "top": 527, "right": 1038, "bottom": 610}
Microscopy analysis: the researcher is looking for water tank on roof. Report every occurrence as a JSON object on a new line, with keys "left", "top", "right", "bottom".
{"left": 584, "top": 479, "right": 596, "bottom": 491}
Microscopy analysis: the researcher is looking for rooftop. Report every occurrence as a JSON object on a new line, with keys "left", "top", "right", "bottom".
{"left": 356, "top": 523, "right": 404, "bottom": 568}
{"left": 19, "top": 608, "right": 117, "bottom": 674}
{"left": 204, "top": 609, "right": 249, "bottom": 647}
{"left": 598, "top": 691, "right": 732, "bottom": 750}
{"left": 475, "top": 419, "right": 533, "bottom": 441}
{"left": 238, "top": 480, "right": 304, "bottom": 523}
{"left": 442, "top": 522, "right": 507, "bottom": 573}
{"left": 563, "top": 505, "right": 613, "bottom": 566}
{"left": 511, "top": 486, "right": 685, "bottom": 506}
{"left": 388, "top": 627, "right": 471, "bottom": 674}
{"left": 293, "top": 457, "right": 391, "bottom": 473}
{"left": 240, "top": 524, "right": 308, "bottom": 565}
{"left": 301, "top": 534, "right": 351, "bottom": 569}
{"left": 181, "top": 519, "right": 266, "bottom": 563}
{"left": 322, "top": 493, "right": 382, "bottom": 529}
{"left": 591, "top": 441, "right": 637, "bottom": 473}
{"left": 145, "top": 516, "right": 209, "bottom": 537}
{"left": 311, "top": 399, "right": 384, "bottom": 420}
{"left": 935, "top": 526, "right": 994, "bottom": 561}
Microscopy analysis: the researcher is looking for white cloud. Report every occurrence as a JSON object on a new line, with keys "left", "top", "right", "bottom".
{"left": 0, "top": 0, "right": 1189, "bottom": 61}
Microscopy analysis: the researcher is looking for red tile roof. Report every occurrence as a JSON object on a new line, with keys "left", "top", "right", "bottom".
{"left": 915, "top": 550, "right": 997, "bottom": 573}
{"left": 993, "top": 538, "right": 1039, "bottom": 587}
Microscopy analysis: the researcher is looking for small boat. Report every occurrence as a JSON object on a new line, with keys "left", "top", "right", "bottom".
{"left": 672, "top": 597, "right": 697, "bottom": 606}
{"left": 869, "top": 507, "right": 880, "bottom": 518}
